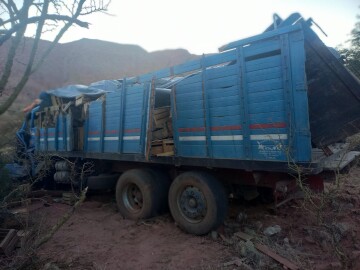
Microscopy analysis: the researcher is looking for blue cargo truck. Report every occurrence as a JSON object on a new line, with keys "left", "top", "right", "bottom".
{"left": 13, "top": 13, "right": 360, "bottom": 234}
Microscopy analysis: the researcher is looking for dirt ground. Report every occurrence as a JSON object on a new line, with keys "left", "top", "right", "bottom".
{"left": 36, "top": 198, "right": 231, "bottom": 270}
{"left": 2, "top": 166, "right": 360, "bottom": 270}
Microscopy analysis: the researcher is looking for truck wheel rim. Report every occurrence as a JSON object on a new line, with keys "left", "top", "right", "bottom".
{"left": 177, "top": 186, "right": 207, "bottom": 223}
{"left": 122, "top": 183, "right": 143, "bottom": 213}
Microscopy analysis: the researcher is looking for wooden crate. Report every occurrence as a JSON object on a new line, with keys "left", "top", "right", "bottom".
{"left": 153, "top": 107, "right": 170, "bottom": 129}
{"left": 152, "top": 127, "right": 169, "bottom": 140}
{"left": 151, "top": 139, "right": 174, "bottom": 156}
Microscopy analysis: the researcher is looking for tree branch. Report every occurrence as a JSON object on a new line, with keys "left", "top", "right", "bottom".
{"left": 34, "top": 187, "right": 88, "bottom": 249}
{"left": 2, "top": 0, "right": 51, "bottom": 110}
{"left": 0, "top": 0, "right": 110, "bottom": 114}
{"left": 0, "top": 14, "right": 89, "bottom": 46}
{"left": 0, "top": 0, "right": 32, "bottom": 97}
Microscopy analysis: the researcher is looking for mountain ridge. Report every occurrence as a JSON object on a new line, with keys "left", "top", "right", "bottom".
{"left": 0, "top": 37, "right": 198, "bottom": 108}
{"left": 0, "top": 37, "right": 198, "bottom": 139}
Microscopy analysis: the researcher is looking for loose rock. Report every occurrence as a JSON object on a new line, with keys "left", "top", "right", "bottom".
{"left": 236, "top": 212, "right": 248, "bottom": 223}
{"left": 263, "top": 225, "right": 281, "bottom": 236}
{"left": 211, "top": 230, "right": 218, "bottom": 240}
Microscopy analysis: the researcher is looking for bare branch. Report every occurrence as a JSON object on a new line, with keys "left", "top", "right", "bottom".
{"left": 0, "top": 0, "right": 111, "bottom": 114}
{"left": 0, "top": 0, "right": 32, "bottom": 97}
{"left": 0, "top": 14, "right": 90, "bottom": 46}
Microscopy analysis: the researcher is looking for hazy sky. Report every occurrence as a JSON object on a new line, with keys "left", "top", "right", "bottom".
{"left": 54, "top": 0, "right": 359, "bottom": 55}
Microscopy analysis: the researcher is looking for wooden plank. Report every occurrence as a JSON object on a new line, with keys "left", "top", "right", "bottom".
{"left": 156, "top": 151, "right": 174, "bottom": 156}
{"left": 248, "top": 100, "right": 285, "bottom": 114}
{"left": 255, "top": 244, "right": 299, "bottom": 270}
{"left": 243, "top": 39, "right": 281, "bottom": 59}
{"left": 0, "top": 229, "right": 17, "bottom": 255}
{"left": 77, "top": 127, "right": 84, "bottom": 150}
{"left": 51, "top": 95, "right": 60, "bottom": 107}
{"left": 153, "top": 110, "right": 170, "bottom": 120}
{"left": 167, "top": 120, "right": 173, "bottom": 137}
{"left": 152, "top": 128, "right": 169, "bottom": 140}
{"left": 223, "top": 258, "right": 253, "bottom": 270}
{"left": 204, "top": 49, "right": 237, "bottom": 67}
{"left": 173, "top": 59, "right": 201, "bottom": 75}
{"left": 145, "top": 79, "right": 156, "bottom": 160}
{"left": 150, "top": 145, "right": 163, "bottom": 155}
{"left": 219, "top": 23, "right": 302, "bottom": 52}
{"left": 208, "top": 97, "right": 240, "bottom": 109}
{"left": 248, "top": 78, "right": 283, "bottom": 93}
{"left": 248, "top": 88, "right": 283, "bottom": 103}
{"left": 176, "top": 74, "right": 202, "bottom": 87}
{"left": 246, "top": 66, "right": 282, "bottom": 84}
{"left": 154, "top": 107, "right": 170, "bottom": 115}
{"left": 154, "top": 118, "right": 168, "bottom": 130}
{"left": 233, "top": 231, "right": 254, "bottom": 241}
{"left": 245, "top": 55, "right": 282, "bottom": 72}
{"left": 163, "top": 142, "right": 174, "bottom": 153}
{"left": 206, "top": 64, "right": 238, "bottom": 80}
{"left": 206, "top": 75, "right": 237, "bottom": 90}
{"left": 155, "top": 68, "right": 172, "bottom": 78}
{"left": 4, "top": 233, "right": 19, "bottom": 255}
{"left": 16, "top": 230, "right": 33, "bottom": 248}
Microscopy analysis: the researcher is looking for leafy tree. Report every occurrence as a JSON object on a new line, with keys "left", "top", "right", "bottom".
{"left": 0, "top": 0, "right": 110, "bottom": 115}
{"left": 338, "top": 11, "right": 360, "bottom": 79}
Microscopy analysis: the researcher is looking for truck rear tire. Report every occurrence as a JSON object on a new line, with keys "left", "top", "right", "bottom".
{"left": 115, "top": 169, "right": 167, "bottom": 220}
{"left": 168, "top": 171, "right": 228, "bottom": 235}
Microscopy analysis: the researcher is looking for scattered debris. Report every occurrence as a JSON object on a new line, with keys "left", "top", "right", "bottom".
{"left": 29, "top": 190, "right": 65, "bottom": 198}
{"left": 219, "top": 233, "right": 232, "bottom": 245}
{"left": 330, "top": 222, "right": 350, "bottom": 241}
{"left": 234, "top": 231, "right": 254, "bottom": 241}
{"left": 263, "top": 225, "right": 281, "bottom": 236}
{"left": 255, "top": 243, "right": 299, "bottom": 270}
{"left": 315, "top": 261, "right": 342, "bottom": 270}
{"left": 16, "top": 230, "right": 34, "bottom": 248}
{"left": 243, "top": 227, "right": 256, "bottom": 237}
{"left": 62, "top": 192, "right": 77, "bottom": 205}
{"left": 42, "top": 262, "right": 61, "bottom": 270}
{"left": 283, "top": 237, "right": 290, "bottom": 245}
{"left": 5, "top": 198, "right": 31, "bottom": 209}
{"left": 223, "top": 257, "right": 253, "bottom": 270}
{"left": 211, "top": 230, "right": 218, "bottom": 240}
{"left": 254, "top": 221, "right": 263, "bottom": 231}
{"left": 235, "top": 212, "right": 248, "bottom": 223}
{"left": 0, "top": 229, "right": 18, "bottom": 255}
{"left": 239, "top": 240, "right": 261, "bottom": 265}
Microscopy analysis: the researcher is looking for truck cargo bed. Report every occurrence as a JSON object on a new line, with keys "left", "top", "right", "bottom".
{"left": 29, "top": 13, "right": 360, "bottom": 173}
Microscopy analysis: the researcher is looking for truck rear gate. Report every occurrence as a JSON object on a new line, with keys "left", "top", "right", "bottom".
{"left": 265, "top": 13, "right": 360, "bottom": 147}
{"left": 304, "top": 24, "right": 360, "bottom": 147}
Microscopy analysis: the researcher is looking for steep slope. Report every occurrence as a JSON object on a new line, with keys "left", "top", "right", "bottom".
{"left": 0, "top": 38, "right": 198, "bottom": 144}
{"left": 0, "top": 37, "right": 197, "bottom": 106}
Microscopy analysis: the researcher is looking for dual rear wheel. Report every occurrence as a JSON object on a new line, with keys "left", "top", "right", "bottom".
{"left": 115, "top": 169, "right": 228, "bottom": 235}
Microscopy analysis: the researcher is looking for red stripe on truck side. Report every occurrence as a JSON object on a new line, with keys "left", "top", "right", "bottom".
{"left": 249, "top": 122, "right": 286, "bottom": 129}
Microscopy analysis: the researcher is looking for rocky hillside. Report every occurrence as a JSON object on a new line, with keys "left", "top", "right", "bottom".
{"left": 0, "top": 37, "right": 197, "bottom": 106}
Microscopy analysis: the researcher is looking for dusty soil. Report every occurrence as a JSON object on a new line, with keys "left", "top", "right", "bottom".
{"left": 3, "top": 166, "right": 360, "bottom": 270}
{"left": 36, "top": 197, "right": 232, "bottom": 270}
